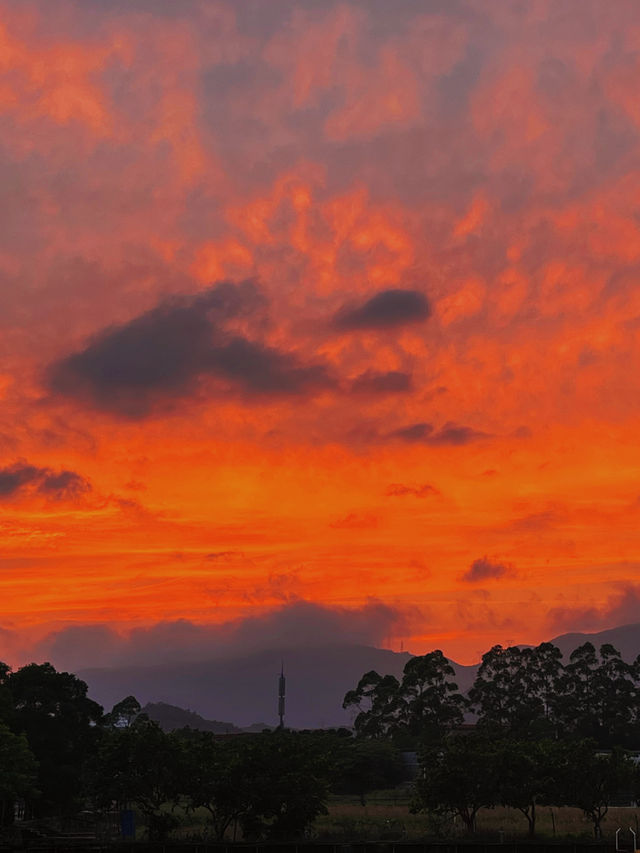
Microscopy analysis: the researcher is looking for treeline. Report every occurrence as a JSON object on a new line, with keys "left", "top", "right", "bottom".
{"left": 343, "top": 642, "right": 640, "bottom": 838}
{"left": 344, "top": 643, "right": 640, "bottom": 746}
{"left": 0, "top": 663, "right": 401, "bottom": 841}
{"left": 2, "top": 639, "right": 640, "bottom": 842}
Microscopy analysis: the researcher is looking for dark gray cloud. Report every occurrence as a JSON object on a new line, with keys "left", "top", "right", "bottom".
{"left": 334, "top": 289, "right": 431, "bottom": 331}
{"left": 0, "top": 463, "right": 41, "bottom": 496}
{"left": 385, "top": 483, "right": 439, "bottom": 498}
{"left": 30, "top": 599, "right": 413, "bottom": 671}
{"left": 47, "top": 281, "right": 333, "bottom": 418}
{"left": 507, "top": 508, "right": 563, "bottom": 532}
{"left": 390, "top": 422, "right": 433, "bottom": 442}
{"left": 547, "top": 582, "right": 640, "bottom": 634}
{"left": 205, "top": 551, "right": 242, "bottom": 561}
{"left": 428, "top": 423, "right": 489, "bottom": 446}
{"left": 351, "top": 370, "right": 413, "bottom": 394}
{"left": 0, "top": 461, "right": 91, "bottom": 501}
{"left": 462, "top": 556, "right": 514, "bottom": 583}
{"left": 388, "top": 421, "right": 488, "bottom": 445}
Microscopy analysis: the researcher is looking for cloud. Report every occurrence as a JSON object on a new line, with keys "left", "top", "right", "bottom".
{"left": 350, "top": 370, "right": 413, "bottom": 394}
{"left": 547, "top": 582, "right": 640, "bottom": 634}
{"left": 390, "top": 422, "right": 434, "bottom": 442}
{"left": 388, "top": 421, "right": 489, "bottom": 445}
{"left": 462, "top": 556, "right": 515, "bottom": 583}
{"left": 0, "top": 461, "right": 91, "bottom": 501}
{"left": 30, "top": 599, "right": 414, "bottom": 671}
{"left": 330, "top": 512, "right": 379, "bottom": 529}
{"left": 507, "top": 509, "right": 563, "bottom": 532}
{"left": 334, "top": 289, "right": 431, "bottom": 331}
{"left": 385, "top": 483, "right": 439, "bottom": 497}
{"left": 47, "top": 281, "right": 333, "bottom": 418}
{"left": 428, "top": 423, "right": 489, "bottom": 446}
{"left": 205, "top": 551, "right": 242, "bottom": 561}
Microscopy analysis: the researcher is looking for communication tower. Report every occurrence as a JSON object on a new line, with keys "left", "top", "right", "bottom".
{"left": 278, "top": 662, "right": 286, "bottom": 728}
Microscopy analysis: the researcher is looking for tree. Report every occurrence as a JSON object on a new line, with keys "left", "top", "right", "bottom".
{"left": 179, "top": 731, "right": 253, "bottom": 841}
{"left": 344, "top": 652, "right": 466, "bottom": 743}
{"left": 0, "top": 662, "right": 13, "bottom": 726}
{"left": 0, "top": 723, "right": 38, "bottom": 826}
{"left": 557, "top": 644, "right": 638, "bottom": 746}
{"left": 470, "top": 645, "right": 539, "bottom": 736}
{"left": 238, "top": 730, "right": 330, "bottom": 840}
{"left": 8, "top": 662, "right": 103, "bottom": 816}
{"left": 521, "top": 643, "right": 565, "bottom": 737}
{"left": 593, "top": 645, "right": 637, "bottom": 746}
{"left": 412, "top": 733, "right": 500, "bottom": 834}
{"left": 397, "top": 651, "right": 467, "bottom": 740}
{"left": 104, "top": 695, "right": 141, "bottom": 729}
{"left": 496, "top": 738, "right": 564, "bottom": 838}
{"left": 343, "top": 671, "right": 401, "bottom": 738}
{"left": 94, "top": 716, "right": 183, "bottom": 841}
{"left": 567, "top": 743, "right": 634, "bottom": 838}
{"left": 334, "top": 737, "right": 404, "bottom": 805}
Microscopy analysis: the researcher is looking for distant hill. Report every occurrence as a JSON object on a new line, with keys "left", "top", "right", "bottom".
{"left": 79, "top": 623, "right": 640, "bottom": 730}
{"left": 548, "top": 622, "right": 640, "bottom": 662}
{"left": 80, "top": 644, "right": 412, "bottom": 730}
{"left": 143, "top": 701, "right": 243, "bottom": 733}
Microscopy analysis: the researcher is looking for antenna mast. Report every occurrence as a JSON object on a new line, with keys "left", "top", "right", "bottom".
{"left": 278, "top": 662, "right": 286, "bottom": 729}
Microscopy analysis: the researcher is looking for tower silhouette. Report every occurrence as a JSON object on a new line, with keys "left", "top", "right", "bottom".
{"left": 278, "top": 662, "right": 286, "bottom": 729}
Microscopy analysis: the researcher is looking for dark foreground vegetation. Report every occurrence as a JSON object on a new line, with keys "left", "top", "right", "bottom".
{"left": 2, "top": 641, "right": 640, "bottom": 847}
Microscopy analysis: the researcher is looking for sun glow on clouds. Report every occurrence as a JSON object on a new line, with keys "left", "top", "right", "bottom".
{"left": 2, "top": 0, "right": 640, "bottom": 666}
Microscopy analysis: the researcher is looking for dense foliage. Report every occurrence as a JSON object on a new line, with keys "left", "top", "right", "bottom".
{"left": 0, "top": 662, "right": 399, "bottom": 839}
{"left": 1, "top": 639, "right": 640, "bottom": 841}
{"left": 344, "top": 641, "right": 640, "bottom": 838}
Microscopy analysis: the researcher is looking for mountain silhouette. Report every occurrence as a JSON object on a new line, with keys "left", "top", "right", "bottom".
{"left": 78, "top": 622, "right": 640, "bottom": 729}
{"left": 81, "top": 644, "right": 411, "bottom": 730}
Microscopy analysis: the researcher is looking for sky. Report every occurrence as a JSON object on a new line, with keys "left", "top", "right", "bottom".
{"left": 2, "top": 0, "right": 640, "bottom": 669}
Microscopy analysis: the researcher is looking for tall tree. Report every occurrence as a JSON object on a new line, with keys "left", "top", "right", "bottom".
{"left": 8, "top": 662, "right": 103, "bottom": 816}
{"left": 470, "top": 643, "right": 567, "bottom": 738}
{"left": 179, "top": 731, "right": 253, "bottom": 841}
{"left": 558, "top": 643, "right": 638, "bottom": 746}
{"left": 333, "top": 737, "right": 404, "bottom": 805}
{"left": 238, "top": 730, "right": 331, "bottom": 840}
{"left": 0, "top": 662, "right": 13, "bottom": 726}
{"left": 343, "top": 671, "right": 401, "bottom": 738}
{"left": 397, "top": 651, "right": 467, "bottom": 740}
{"left": 521, "top": 643, "right": 564, "bottom": 736}
{"left": 469, "top": 645, "right": 532, "bottom": 734}
{"left": 0, "top": 723, "right": 38, "bottom": 826}
{"left": 94, "top": 715, "right": 183, "bottom": 841}
{"left": 593, "top": 645, "right": 637, "bottom": 746}
{"left": 497, "top": 738, "right": 565, "bottom": 838}
{"left": 412, "top": 732, "right": 500, "bottom": 834}
{"left": 567, "top": 743, "right": 634, "bottom": 838}
{"left": 344, "top": 651, "right": 466, "bottom": 743}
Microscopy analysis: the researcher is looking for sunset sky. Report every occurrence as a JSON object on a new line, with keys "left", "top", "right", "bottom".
{"left": 2, "top": 0, "right": 640, "bottom": 669}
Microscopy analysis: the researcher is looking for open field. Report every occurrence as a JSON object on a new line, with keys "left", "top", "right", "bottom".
{"left": 119, "top": 791, "right": 640, "bottom": 845}
{"left": 312, "top": 793, "right": 640, "bottom": 843}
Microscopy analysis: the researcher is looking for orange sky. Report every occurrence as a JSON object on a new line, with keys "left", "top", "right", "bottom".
{"left": 2, "top": 0, "right": 640, "bottom": 667}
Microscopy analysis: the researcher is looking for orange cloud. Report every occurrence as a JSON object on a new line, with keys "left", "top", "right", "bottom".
{"left": 3, "top": 0, "right": 640, "bottom": 670}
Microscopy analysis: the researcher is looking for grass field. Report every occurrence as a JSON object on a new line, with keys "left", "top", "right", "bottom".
{"left": 154, "top": 789, "right": 640, "bottom": 843}
{"left": 312, "top": 791, "right": 640, "bottom": 843}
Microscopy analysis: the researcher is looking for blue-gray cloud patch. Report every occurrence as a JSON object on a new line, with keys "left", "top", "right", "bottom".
{"left": 47, "top": 280, "right": 334, "bottom": 418}
{"left": 389, "top": 421, "right": 489, "bottom": 445}
{"left": 351, "top": 370, "right": 413, "bottom": 394}
{"left": 462, "top": 556, "right": 514, "bottom": 583}
{"left": 0, "top": 462, "right": 91, "bottom": 501}
{"left": 334, "top": 288, "right": 431, "bottom": 331}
